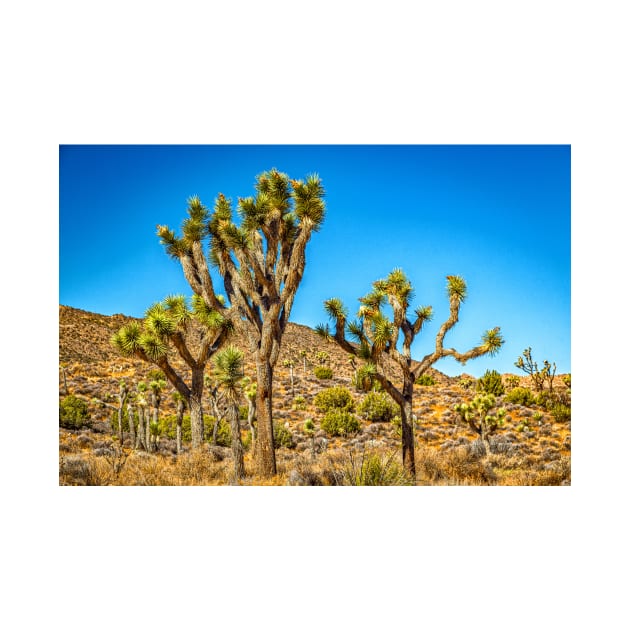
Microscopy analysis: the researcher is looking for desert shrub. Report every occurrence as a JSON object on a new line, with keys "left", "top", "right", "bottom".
{"left": 59, "top": 455, "right": 98, "bottom": 485}
{"left": 459, "top": 377, "right": 475, "bottom": 390}
{"left": 357, "top": 391, "right": 397, "bottom": 423}
{"left": 292, "top": 395, "right": 307, "bottom": 410}
{"left": 314, "top": 366, "right": 333, "bottom": 379}
{"left": 550, "top": 402, "right": 571, "bottom": 423}
{"left": 314, "top": 386, "right": 355, "bottom": 413}
{"left": 415, "top": 374, "right": 436, "bottom": 386}
{"left": 208, "top": 418, "right": 231, "bottom": 446}
{"left": 504, "top": 375, "right": 520, "bottom": 390}
{"left": 562, "top": 374, "right": 571, "bottom": 389}
{"left": 505, "top": 387, "right": 535, "bottom": 406}
{"left": 321, "top": 409, "right": 360, "bottom": 437}
{"left": 476, "top": 370, "right": 505, "bottom": 395}
{"left": 273, "top": 422, "right": 295, "bottom": 449}
{"left": 341, "top": 449, "right": 413, "bottom": 486}
{"left": 59, "top": 395, "right": 91, "bottom": 430}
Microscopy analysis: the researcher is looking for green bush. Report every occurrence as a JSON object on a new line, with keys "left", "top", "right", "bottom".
{"left": 60, "top": 395, "right": 91, "bottom": 429}
{"left": 550, "top": 402, "right": 571, "bottom": 423}
{"left": 415, "top": 374, "right": 436, "bottom": 386}
{"left": 505, "top": 387, "right": 535, "bottom": 406}
{"left": 357, "top": 391, "right": 397, "bottom": 423}
{"left": 314, "top": 366, "right": 333, "bottom": 379}
{"left": 292, "top": 395, "right": 307, "bottom": 410}
{"left": 273, "top": 422, "right": 295, "bottom": 449}
{"left": 476, "top": 369, "right": 505, "bottom": 395}
{"left": 314, "top": 386, "right": 355, "bottom": 413}
{"left": 321, "top": 409, "right": 361, "bottom": 437}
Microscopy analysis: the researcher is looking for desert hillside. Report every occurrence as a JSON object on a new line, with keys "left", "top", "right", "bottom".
{"left": 59, "top": 305, "right": 570, "bottom": 485}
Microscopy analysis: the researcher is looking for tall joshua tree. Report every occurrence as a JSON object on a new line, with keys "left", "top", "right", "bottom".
{"left": 213, "top": 345, "right": 246, "bottom": 481}
{"left": 157, "top": 169, "right": 325, "bottom": 476}
{"left": 319, "top": 270, "right": 504, "bottom": 476}
{"left": 111, "top": 294, "right": 232, "bottom": 449}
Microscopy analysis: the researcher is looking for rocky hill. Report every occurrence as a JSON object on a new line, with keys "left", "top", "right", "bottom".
{"left": 59, "top": 305, "right": 571, "bottom": 485}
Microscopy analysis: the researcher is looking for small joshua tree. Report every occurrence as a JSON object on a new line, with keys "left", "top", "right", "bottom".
{"left": 283, "top": 358, "right": 296, "bottom": 397}
{"left": 213, "top": 345, "right": 246, "bottom": 481}
{"left": 112, "top": 294, "right": 232, "bottom": 449}
{"left": 319, "top": 270, "right": 503, "bottom": 476}
{"left": 172, "top": 391, "right": 186, "bottom": 454}
{"left": 454, "top": 393, "right": 507, "bottom": 457}
{"left": 116, "top": 380, "right": 129, "bottom": 445}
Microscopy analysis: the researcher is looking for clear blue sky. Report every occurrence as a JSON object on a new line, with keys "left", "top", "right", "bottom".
{"left": 59, "top": 145, "right": 570, "bottom": 377}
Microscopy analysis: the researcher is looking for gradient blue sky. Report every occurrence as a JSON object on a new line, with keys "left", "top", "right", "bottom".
{"left": 59, "top": 145, "right": 570, "bottom": 377}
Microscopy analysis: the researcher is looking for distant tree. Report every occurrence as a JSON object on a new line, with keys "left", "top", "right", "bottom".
{"left": 213, "top": 345, "right": 246, "bottom": 481}
{"left": 283, "top": 358, "right": 296, "bottom": 397}
{"left": 148, "top": 375, "right": 167, "bottom": 451}
{"left": 172, "top": 391, "right": 186, "bottom": 454}
{"left": 116, "top": 380, "right": 129, "bottom": 445}
{"left": 298, "top": 349, "right": 308, "bottom": 374}
{"left": 515, "top": 347, "right": 556, "bottom": 394}
{"left": 157, "top": 169, "right": 325, "bottom": 476}
{"left": 320, "top": 271, "right": 503, "bottom": 476}
{"left": 111, "top": 294, "right": 231, "bottom": 448}
{"left": 134, "top": 381, "right": 149, "bottom": 451}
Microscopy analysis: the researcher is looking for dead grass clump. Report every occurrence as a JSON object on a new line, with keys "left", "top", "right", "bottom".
{"left": 59, "top": 455, "right": 98, "bottom": 485}
{"left": 416, "top": 445, "right": 497, "bottom": 485}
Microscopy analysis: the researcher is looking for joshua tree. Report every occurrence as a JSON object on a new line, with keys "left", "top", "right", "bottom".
{"left": 242, "top": 377, "right": 257, "bottom": 445}
{"left": 116, "top": 380, "right": 129, "bottom": 445}
{"left": 283, "top": 358, "right": 296, "bottom": 397}
{"left": 126, "top": 395, "right": 136, "bottom": 447}
{"left": 148, "top": 373, "right": 167, "bottom": 451}
{"left": 298, "top": 349, "right": 308, "bottom": 374}
{"left": 111, "top": 294, "right": 232, "bottom": 448}
{"left": 454, "top": 393, "right": 507, "bottom": 456}
{"left": 172, "top": 391, "right": 186, "bottom": 454}
{"left": 135, "top": 381, "right": 149, "bottom": 451}
{"left": 213, "top": 345, "right": 246, "bottom": 481}
{"left": 319, "top": 270, "right": 503, "bottom": 476}
{"left": 157, "top": 169, "right": 325, "bottom": 476}
{"left": 515, "top": 347, "right": 556, "bottom": 394}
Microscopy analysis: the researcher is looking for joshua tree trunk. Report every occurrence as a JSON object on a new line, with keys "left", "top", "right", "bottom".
{"left": 127, "top": 401, "right": 135, "bottom": 447}
{"left": 189, "top": 368, "right": 205, "bottom": 449}
{"left": 136, "top": 407, "right": 146, "bottom": 450}
{"left": 247, "top": 397, "right": 256, "bottom": 445}
{"left": 146, "top": 410, "right": 152, "bottom": 452}
{"left": 227, "top": 401, "right": 245, "bottom": 481}
{"left": 400, "top": 378, "right": 416, "bottom": 476}
{"left": 254, "top": 359, "right": 276, "bottom": 476}
{"left": 175, "top": 399, "right": 184, "bottom": 455}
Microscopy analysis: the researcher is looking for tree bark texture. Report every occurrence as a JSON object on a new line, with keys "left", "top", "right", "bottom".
{"left": 254, "top": 359, "right": 276, "bottom": 476}
{"left": 189, "top": 368, "right": 205, "bottom": 449}
{"left": 228, "top": 403, "right": 245, "bottom": 481}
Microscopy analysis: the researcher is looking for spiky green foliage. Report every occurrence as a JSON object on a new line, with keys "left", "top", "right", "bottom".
{"left": 454, "top": 393, "right": 507, "bottom": 449}
{"left": 213, "top": 345, "right": 244, "bottom": 392}
{"left": 446, "top": 275, "right": 467, "bottom": 301}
